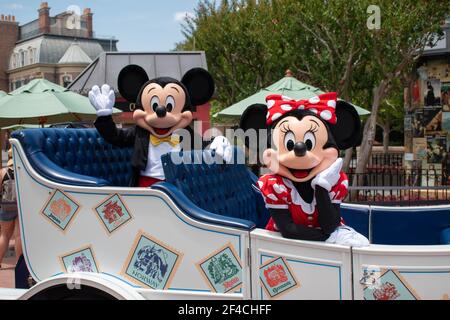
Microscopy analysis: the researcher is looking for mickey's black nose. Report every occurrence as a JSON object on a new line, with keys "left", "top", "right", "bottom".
{"left": 294, "top": 142, "right": 307, "bottom": 157}
{"left": 155, "top": 105, "right": 167, "bottom": 118}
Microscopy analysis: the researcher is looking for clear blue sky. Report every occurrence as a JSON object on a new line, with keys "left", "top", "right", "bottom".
{"left": 0, "top": 0, "right": 199, "bottom": 51}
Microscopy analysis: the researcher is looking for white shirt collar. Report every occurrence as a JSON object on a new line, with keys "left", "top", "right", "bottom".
{"left": 282, "top": 177, "right": 316, "bottom": 215}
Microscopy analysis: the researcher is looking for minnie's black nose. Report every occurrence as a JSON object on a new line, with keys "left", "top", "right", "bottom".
{"left": 294, "top": 142, "right": 307, "bottom": 157}
{"left": 155, "top": 105, "right": 167, "bottom": 118}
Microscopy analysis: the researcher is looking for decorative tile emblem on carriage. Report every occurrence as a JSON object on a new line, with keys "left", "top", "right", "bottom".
{"left": 41, "top": 189, "right": 80, "bottom": 232}
{"left": 94, "top": 194, "right": 133, "bottom": 234}
{"left": 197, "top": 244, "right": 243, "bottom": 293}
{"left": 359, "top": 265, "right": 382, "bottom": 289}
{"left": 259, "top": 257, "right": 300, "bottom": 299}
{"left": 60, "top": 246, "right": 99, "bottom": 273}
{"left": 362, "top": 268, "right": 420, "bottom": 300}
{"left": 122, "top": 231, "right": 183, "bottom": 290}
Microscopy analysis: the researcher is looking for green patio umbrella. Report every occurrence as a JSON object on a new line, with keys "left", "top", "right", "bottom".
{"left": 216, "top": 73, "right": 370, "bottom": 118}
{"left": 2, "top": 124, "right": 48, "bottom": 130}
{"left": 0, "top": 79, "right": 121, "bottom": 127}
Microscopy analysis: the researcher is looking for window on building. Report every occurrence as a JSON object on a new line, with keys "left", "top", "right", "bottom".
{"left": 19, "top": 50, "right": 25, "bottom": 67}
{"left": 28, "top": 47, "right": 34, "bottom": 65}
{"left": 10, "top": 53, "right": 18, "bottom": 69}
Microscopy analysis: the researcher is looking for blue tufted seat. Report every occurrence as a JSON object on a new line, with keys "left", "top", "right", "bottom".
{"left": 12, "top": 129, "right": 133, "bottom": 187}
{"left": 340, "top": 204, "right": 370, "bottom": 239}
{"left": 153, "top": 149, "right": 270, "bottom": 230}
{"left": 371, "top": 206, "right": 450, "bottom": 245}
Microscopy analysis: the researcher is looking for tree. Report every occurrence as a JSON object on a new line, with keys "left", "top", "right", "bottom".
{"left": 353, "top": 1, "right": 447, "bottom": 184}
{"left": 377, "top": 80, "right": 405, "bottom": 153}
{"left": 177, "top": 0, "right": 370, "bottom": 116}
{"left": 176, "top": 0, "right": 448, "bottom": 180}
{"left": 378, "top": 103, "right": 404, "bottom": 153}
{"left": 177, "top": 0, "right": 286, "bottom": 111}
{"left": 274, "top": 0, "right": 371, "bottom": 171}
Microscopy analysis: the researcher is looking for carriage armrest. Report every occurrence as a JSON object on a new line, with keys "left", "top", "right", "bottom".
{"left": 25, "top": 152, "right": 110, "bottom": 187}
{"left": 440, "top": 228, "right": 450, "bottom": 245}
{"left": 152, "top": 182, "right": 256, "bottom": 231}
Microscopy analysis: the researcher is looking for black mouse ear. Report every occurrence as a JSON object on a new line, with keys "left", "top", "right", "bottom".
{"left": 239, "top": 103, "right": 268, "bottom": 149}
{"left": 329, "top": 100, "right": 362, "bottom": 150}
{"left": 117, "top": 65, "right": 149, "bottom": 103}
{"left": 240, "top": 103, "right": 268, "bottom": 131}
{"left": 181, "top": 68, "right": 215, "bottom": 107}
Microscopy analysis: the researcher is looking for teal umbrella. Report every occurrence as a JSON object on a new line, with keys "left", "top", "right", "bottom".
{"left": 0, "top": 79, "right": 121, "bottom": 127}
{"left": 2, "top": 124, "right": 49, "bottom": 130}
{"left": 0, "top": 91, "right": 5, "bottom": 98}
{"left": 216, "top": 73, "right": 370, "bottom": 117}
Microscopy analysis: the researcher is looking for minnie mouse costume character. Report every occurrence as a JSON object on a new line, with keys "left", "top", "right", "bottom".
{"left": 240, "top": 93, "right": 369, "bottom": 247}
{"left": 89, "top": 65, "right": 231, "bottom": 187}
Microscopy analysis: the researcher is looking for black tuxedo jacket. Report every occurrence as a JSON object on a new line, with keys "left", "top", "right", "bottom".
{"left": 95, "top": 115, "right": 205, "bottom": 186}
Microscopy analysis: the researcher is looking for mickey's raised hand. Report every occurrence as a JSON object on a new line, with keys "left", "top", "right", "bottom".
{"left": 89, "top": 84, "right": 115, "bottom": 117}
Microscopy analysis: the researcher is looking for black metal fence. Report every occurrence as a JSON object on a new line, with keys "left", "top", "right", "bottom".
{"left": 345, "top": 169, "right": 450, "bottom": 206}
{"left": 347, "top": 168, "right": 449, "bottom": 187}
{"left": 349, "top": 150, "right": 404, "bottom": 169}
{"left": 344, "top": 149, "right": 450, "bottom": 206}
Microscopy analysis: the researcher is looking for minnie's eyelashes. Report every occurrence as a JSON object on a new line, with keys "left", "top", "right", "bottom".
{"left": 280, "top": 122, "right": 318, "bottom": 138}
{"left": 309, "top": 123, "right": 319, "bottom": 133}
{"left": 280, "top": 122, "right": 291, "bottom": 134}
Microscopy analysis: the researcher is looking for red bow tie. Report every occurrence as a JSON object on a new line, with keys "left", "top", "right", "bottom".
{"left": 265, "top": 93, "right": 338, "bottom": 125}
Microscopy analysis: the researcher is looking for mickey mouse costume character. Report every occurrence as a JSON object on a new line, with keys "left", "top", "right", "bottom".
{"left": 89, "top": 65, "right": 231, "bottom": 187}
{"left": 240, "top": 93, "right": 369, "bottom": 247}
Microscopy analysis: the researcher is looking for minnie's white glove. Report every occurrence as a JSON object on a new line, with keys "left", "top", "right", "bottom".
{"left": 311, "top": 158, "right": 343, "bottom": 191}
{"left": 88, "top": 84, "right": 115, "bottom": 117}
{"left": 210, "top": 136, "right": 233, "bottom": 163}
{"left": 326, "top": 226, "right": 370, "bottom": 247}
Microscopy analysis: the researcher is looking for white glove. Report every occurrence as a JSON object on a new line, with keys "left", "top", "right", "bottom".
{"left": 326, "top": 226, "right": 370, "bottom": 247}
{"left": 88, "top": 84, "right": 115, "bottom": 117}
{"left": 210, "top": 136, "right": 233, "bottom": 163}
{"left": 311, "top": 158, "right": 343, "bottom": 191}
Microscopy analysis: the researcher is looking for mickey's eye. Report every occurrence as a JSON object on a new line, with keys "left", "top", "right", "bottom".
{"left": 150, "top": 96, "right": 160, "bottom": 112}
{"left": 165, "top": 96, "right": 175, "bottom": 112}
{"left": 304, "top": 132, "right": 316, "bottom": 151}
{"left": 284, "top": 131, "right": 296, "bottom": 151}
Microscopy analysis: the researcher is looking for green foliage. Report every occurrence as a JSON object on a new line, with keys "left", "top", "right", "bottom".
{"left": 377, "top": 78, "right": 405, "bottom": 133}
{"left": 176, "top": 0, "right": 448, "bottom": 128}
{"left": 177, "top": 0, "right": 288, "bottom": 110}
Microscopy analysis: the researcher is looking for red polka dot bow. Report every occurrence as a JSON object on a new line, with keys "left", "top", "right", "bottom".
{"left": 265, "top": 93, "right": 338, "bottom": 125}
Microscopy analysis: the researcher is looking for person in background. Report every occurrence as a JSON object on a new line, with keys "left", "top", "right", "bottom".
{"left": 425, "top": 81, "right": 436, "bottom": 106}
{"left": 3, "top": 131, "right": 11, "bottom": 152}
{"left": 0, "top": 148, "right": 21, "bottom": 268}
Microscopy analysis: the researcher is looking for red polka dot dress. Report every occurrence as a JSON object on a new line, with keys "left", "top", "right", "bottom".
{"left": 257, "top": 172, "right": 349, "bottom": 232}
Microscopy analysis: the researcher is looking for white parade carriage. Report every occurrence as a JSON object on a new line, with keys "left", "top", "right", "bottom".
{"left": 1, "top": 128, "right": 449, "bottom": 300}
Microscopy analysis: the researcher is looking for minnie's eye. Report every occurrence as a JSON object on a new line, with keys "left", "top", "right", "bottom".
{"left": 304, "top": 132, "right": 316, "bottom": 151}
{"left": 284, "top": 131, "right": 296, "bottom": 151}
{"left": 150, "top": 96, "right": 160, "bottom": 112}
{"left": 165, "top": 96, "right": 175, "bottom": 112}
